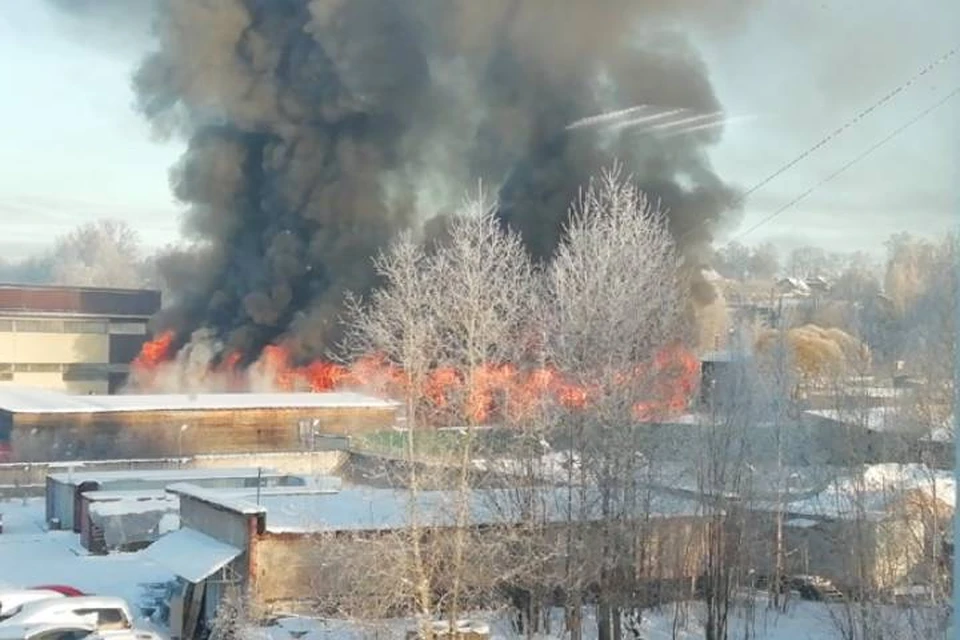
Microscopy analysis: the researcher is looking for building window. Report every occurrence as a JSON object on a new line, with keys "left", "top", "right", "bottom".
{"left": 63, "top": 363, "right": 109, "bottom": 381}
{"left": 63, "top": 320, "right": 108, "bottom": 334}
{"left": 0, "top": 372, "right": 11, "bottom": 381}
{"left": 0, "top": 319, "right": 12, "bottom": 332}
{"left": 14, "top": 363, "right": 62, "bottom": 373}
{"left": 108, "top": 322, "right": 147, "bottom": 335}
{"left": 13, "top": 319, "right": 64, "bottom": 333}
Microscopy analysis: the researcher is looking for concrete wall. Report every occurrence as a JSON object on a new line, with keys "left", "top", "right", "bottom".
{"left": 192, "top": 451, "right": 344, "bottom": 476}
{"left": 0, "top": 330, "right": 109, "bottom": 365}
{"left": 179, "top": 495, "right": 254, "bottom": 552}
{"left": 0, "top": 451, "right": 346, "bottom": 488}
{"left": 0, "top": 314, "right": 149, "bottom": 392}
{"left": 0, "top": 374, "right": 108, "bottom": 394}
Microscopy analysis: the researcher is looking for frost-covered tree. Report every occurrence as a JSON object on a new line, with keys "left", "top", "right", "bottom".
{"left": 543, "top": 165, "right": 688, "bottom": 640}
{"left": 50, "top": 219, "right": 149, "bottom": 288}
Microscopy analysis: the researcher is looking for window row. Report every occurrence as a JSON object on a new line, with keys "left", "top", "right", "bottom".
{"left": 0, "top": 362, "right": 128, "bottom": 380}
{"left": 0, "top": 318, "right": 146, "bottom": 335}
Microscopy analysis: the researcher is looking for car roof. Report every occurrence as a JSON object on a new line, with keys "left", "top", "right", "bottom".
{"left": 18, "top": 596, "right": 128, "bottom": 613}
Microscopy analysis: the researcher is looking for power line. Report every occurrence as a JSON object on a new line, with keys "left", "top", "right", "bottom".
{"left": 733, "top": 84, "right": 960, "bottom": 241}
{"left": 679, "top": 47, "right": 957, "bottom": 244}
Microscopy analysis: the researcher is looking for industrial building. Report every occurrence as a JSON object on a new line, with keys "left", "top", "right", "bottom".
{"left": 147, "top": 482, "right": 706, "bottom": 638}
{"left": 0, "top": 283, "right": 161, "bottom": 394}
{"left": 0, "top": 385, "right": 400, "bottom": 462}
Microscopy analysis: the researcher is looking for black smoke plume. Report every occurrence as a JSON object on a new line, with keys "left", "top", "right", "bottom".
{"left": 129, "top": 0, "right": 746, "bottom": 363}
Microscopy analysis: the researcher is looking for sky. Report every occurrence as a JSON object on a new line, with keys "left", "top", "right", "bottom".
{"left": 0, "top": 1, "right": 956, "bottom": 261}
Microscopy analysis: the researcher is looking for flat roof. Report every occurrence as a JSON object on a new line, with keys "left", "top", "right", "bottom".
{"left": 170, "top": 483, "right": 703, "bottom": 534}
{"left": 81, "top": 489, "right": 170, "bottom": 501}
{"left": 49, "top": 467, "right": 280, "bottom": 485}
{"left": 0, "top": 385, "right": 399, "bottom": 414}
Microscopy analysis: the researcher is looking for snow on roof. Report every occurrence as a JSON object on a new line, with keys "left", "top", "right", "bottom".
{"left": 927, "top": 422, "right": 954, "bottom": 442}
{"left": 50, "top": 467, "right": 280, "bottom": 486}
{"left": 784, "top": 518, "right": 820, "bottom": 529}
{"left": 141, "top": 527, "right": 242, "bottom": 583}
{"left": 166, "top": 482, "right": 268, "bottom": 516}
{"left": 170, "top": 483, "right": 702, "bottom": 534}
{"left": 81, "top": 489, "right": 170, "bottom": 502}
{"left": 89, "top": 495, "right": 177, "bottom": 518}
{"left": 804, "top": 407, "right": 903, "bottom": 432}
{"left": 777, "top": 463, "right": 955, "bottom": 520}
{"left": 0, "top": 385, "right": 398, "bottom": 414}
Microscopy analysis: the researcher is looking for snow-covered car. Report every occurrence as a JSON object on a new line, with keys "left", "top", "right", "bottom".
{"left": 0, "top": 597, "right": 134, "bottom": 632}
{"left": 0, "top": 622, "right": 95, "bottom": 640}
{"left": 0, "top": 591, "right": 66, "bottom": 622}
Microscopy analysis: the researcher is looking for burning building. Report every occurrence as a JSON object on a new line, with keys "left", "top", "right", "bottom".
{"left": 69, "top": 0, "right": 746, "bottom": 378}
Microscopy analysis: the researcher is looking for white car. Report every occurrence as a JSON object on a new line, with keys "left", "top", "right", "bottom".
{"left": 0, "top": 592, "right": 66, "bottom": 622}
{"left": 0, "top": 597, "right": 134, "bottom": 632}
{"left": 0, "top": 622, "right": 95, "bottom": 640}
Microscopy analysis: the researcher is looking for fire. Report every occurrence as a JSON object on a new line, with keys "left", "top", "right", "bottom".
{"left": 132, "top": 330, "right": 174, "bottom": 370}
{"left": 132, "top": 333, "right": 699, "bottom": 424}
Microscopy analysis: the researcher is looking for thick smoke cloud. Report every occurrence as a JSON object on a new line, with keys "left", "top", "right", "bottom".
{"left": 96, "top": 0, "right": 750, "bottom": 362}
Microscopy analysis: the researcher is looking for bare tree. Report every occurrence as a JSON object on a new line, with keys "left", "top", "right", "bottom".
{"left": 208, "top": 585, "right": 261, "bottom": 640}
{"left": 541, "top": 165, "right": 689, "bottom": 640}
{"left": 426, "top": 192, "right": 537, "bottom": 628}
{"left": 339, "top": 193, "right": 538, "bottom": 635}
{"left": 341, "top": 230, "right": 448, "bottom": 632}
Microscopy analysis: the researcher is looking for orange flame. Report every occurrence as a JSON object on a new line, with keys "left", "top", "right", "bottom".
{"left": 132, "top": 333, "right": 699, "bottom": 424}
{"left": 133, "top": 331, "right": 174, "bottom": 369}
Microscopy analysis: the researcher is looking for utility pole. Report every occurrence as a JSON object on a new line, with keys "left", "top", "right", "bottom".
{"left": 952, "top": 230, "right": 959, "bottom": 640}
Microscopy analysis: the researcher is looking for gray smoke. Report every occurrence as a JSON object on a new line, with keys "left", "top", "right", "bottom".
{"left": 69, "top": 0, "right": 752, "bottom": 362}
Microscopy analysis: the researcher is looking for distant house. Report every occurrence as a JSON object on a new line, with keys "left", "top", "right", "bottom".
{"left": 804, "top": 276, "right": 832, "bottom": 295}
{"left": 775, "top": 277, "right": 811, "bottom": 297}
{"left": 750, "top": 465, "right": 955, "bottom": 593}
{"left": 144, "top": 483, "right": 709, "bottom": 639}
{"left": 802, "top": 408, "right": 952, "bottom": 467}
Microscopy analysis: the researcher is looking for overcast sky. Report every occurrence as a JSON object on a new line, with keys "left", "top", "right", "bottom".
{"left": 0, "top": 1, "right": 956, "bottom": 260}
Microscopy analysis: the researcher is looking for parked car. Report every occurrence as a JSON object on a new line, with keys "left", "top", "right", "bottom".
{"left": 0, "top": 592, "right": 66, "bottom": 622}
{"left": 0, "top": 622, "right": 95, "bottom": 640}
{"left": 29, "top": 588, "right": 84, "bottom": 599}
{"left": 0, "top": 597, "right": 134, "bottom": 632}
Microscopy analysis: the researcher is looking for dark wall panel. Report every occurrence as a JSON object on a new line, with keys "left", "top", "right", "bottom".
{"left": 0, "top": 285, "right": 160, "bottom": 317}
{"left": 109, "top": 334, "right": 149, "bottom": 365}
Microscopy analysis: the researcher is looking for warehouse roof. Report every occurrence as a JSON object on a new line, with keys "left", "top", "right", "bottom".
{"left": 0, "top": 385, "right": 399, "bottom": 414}
{"left": 168, "top": 482, "right": 703, "bottom": 534}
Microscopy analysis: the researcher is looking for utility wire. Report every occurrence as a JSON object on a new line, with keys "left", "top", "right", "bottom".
{"left": 733, "top": 84, "right": 960, "bottom": 241}
{"left": 678, "top": 47, "right": 957, "bottom": 244}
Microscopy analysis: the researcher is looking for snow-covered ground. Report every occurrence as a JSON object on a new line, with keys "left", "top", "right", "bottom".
{"left": 0, "top": 498, "right": 175, "bottom": 619}
{"left": 2, "top": 497, "right": 950, "bottom": 640}
{"left": 256, "top": 599, "right": 949, "bottom": 640}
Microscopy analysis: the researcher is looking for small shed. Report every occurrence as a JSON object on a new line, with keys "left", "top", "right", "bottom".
{"left": 79, "top": 490, "right": 179, "bottom": 554}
